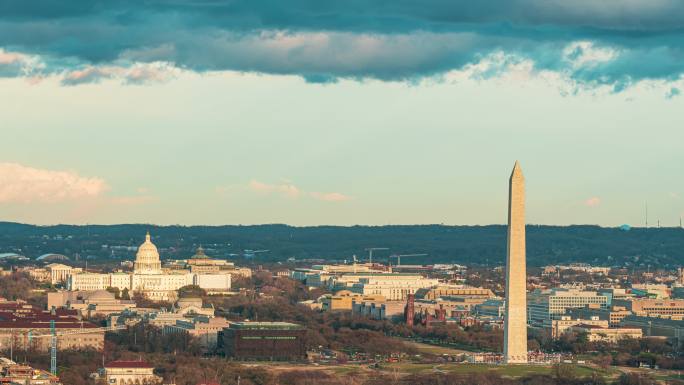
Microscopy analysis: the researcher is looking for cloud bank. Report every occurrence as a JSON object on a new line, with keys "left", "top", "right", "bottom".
{"left": 248, "top": 180, "right": 351, "bottom": 202}
{"left": 584, "top": 197, "right": 601, "bottom": 207}
{"left": 1, "top": 1, "right": 684, "bottom": 88}
{"left": 0, "top": 162, "right": 108, "bottom": 203}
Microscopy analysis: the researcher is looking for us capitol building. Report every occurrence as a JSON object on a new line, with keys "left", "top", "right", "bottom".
{"left": 68, "top": 232, "right": 243, "bottom": 301}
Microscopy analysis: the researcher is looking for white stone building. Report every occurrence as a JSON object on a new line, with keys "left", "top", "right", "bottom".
{"left": 344, "top": 274, "right": 439, "bottom": 301}
{"left": 46, "top": 263, "right": 82, "bottom": 285}
{"left": 69, "top": 232, "right": 232, "bottom": 301}
{"left": 104, "top": 360, "right": 162, "bottom": 385}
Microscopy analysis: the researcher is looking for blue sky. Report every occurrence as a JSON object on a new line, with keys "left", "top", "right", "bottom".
{"left": 1, "top": 1, "right": 684, "bottom": 226}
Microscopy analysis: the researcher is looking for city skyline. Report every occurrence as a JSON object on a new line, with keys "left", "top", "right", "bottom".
{"left": 2, "top": 2, "right": 684, "bottom": 226}
{"left": 4, "top": 2, "right": 684, "bottom": 383}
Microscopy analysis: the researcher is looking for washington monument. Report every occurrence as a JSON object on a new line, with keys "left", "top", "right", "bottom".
{"left": 503, "top": 161, "right": 528, "bottom": 364}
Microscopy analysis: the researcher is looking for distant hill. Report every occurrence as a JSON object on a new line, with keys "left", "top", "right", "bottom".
{"left": 0, "top": 222, "right": 682, "bottom": 267}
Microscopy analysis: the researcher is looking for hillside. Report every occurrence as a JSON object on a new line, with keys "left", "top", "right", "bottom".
{"left": 0, "top": 222, "right": 682, "bottom": 267}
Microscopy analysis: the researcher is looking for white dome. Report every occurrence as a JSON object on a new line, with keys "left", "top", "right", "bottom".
{"left": 134, "top": 232, "right": 161, "bottom": 274}
{"left": 136, "top": 232, "right": 160, "bottom": 262}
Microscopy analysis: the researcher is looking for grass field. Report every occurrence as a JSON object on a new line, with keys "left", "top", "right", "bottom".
{"left": 378, "top": 362, "right": 602, "bottom": 378}
{"left": 403, "top": 341, "right": 472, "bottom": 356}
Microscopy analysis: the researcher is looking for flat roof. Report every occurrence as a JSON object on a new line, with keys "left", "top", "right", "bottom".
{"left": 229, "top": 321, "right": 303, "bottom": 330}
{"left": 105, "top": 360, "right": 153, "bottom": 369}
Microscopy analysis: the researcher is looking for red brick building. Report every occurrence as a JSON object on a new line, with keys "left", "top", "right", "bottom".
{"left": 0, "top": 300, "right": 103, "bottom": 351}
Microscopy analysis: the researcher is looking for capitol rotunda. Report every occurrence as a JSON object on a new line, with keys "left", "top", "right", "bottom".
{"left": 133, "top": 232, "right": 162, "bottom": 274}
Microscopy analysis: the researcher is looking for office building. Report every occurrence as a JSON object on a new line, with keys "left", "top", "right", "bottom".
{"left": 528, "top": 289, "right": 609, "bottom": 327}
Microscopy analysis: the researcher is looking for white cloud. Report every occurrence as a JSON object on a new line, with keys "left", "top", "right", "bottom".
{"left": 110, "top": 195, "right": 156, "bottom": 205}
{"left": 0, "top": 49, "right": 44, "bottom": 78}
{"left": 248, "top": 180, "right": 350, "bottom": 202}
{"left": 0, "top": 162, "right": 109, "bottom": 203}
{"left": 0, "top": 50, "right": 27, "bottom": 65}
{"left": 249, "top": 180, "right": 301, "bottom": 198}
{"left": 309, "top": 191, "right": 352, "bottom": 202}
{"left": 61, "top": 62, "right": 180, "bottom": 86}
{"left": 563, "top": 41, "right": 618, "bottom": 69}
{"left": 584, "top": 197, "right": 601, "bottom": 207}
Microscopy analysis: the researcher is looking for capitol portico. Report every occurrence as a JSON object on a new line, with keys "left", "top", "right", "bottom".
{"left": 68, "top": 232, "right": 233, "bottom": 301}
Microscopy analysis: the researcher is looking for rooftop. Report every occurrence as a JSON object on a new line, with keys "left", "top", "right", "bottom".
{"left": 105, "top": 360, "right": 154, "bottom": 369}
{"left": 229, "top": 321, "right": 303, "bottom": 330}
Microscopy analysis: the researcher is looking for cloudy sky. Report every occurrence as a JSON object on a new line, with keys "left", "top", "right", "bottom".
{"left": 1, "top": 0, "right": 684, "bottom": 226}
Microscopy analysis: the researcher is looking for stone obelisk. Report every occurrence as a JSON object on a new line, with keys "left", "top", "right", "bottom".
{"left": 504, "top": 161, "right": 528, "bottom": 364}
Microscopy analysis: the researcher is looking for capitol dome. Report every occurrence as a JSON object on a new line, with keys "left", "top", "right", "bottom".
{"left": 134, "top": 232, "right": 162, "bottom": 274}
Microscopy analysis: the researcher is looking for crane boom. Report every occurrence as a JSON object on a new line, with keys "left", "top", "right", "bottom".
{"left": 389, "top": 253, "right": 427, "bottom": 266}
{"left": 364, "top": 247, "right": 388, "bottom": 264}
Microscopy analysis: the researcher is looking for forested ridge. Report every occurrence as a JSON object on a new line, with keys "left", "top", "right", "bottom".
{"left": 1, "top": 222, "right": 683, "bottom": 267}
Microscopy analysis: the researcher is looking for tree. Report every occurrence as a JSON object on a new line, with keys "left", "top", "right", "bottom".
{"left": 593, "top": 354, "right": 612, "bottom": 370}
{"left": 553, "top": 363, "right": 576, "bottom": 384}
{"left": 617, "top": 373, "right": 656, "bottom": 385}
{"left": 178, "top": 285, "right": 206, "bottom": 298}
{"left": 106, "top": 286, "right": 120, "bottom": 299}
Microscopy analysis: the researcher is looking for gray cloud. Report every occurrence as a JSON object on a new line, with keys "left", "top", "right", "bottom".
{"left": 1, "top": 1, "right": 684, "bottom": 86}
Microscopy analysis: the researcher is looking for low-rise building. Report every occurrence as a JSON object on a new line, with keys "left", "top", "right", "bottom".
{"left": 303, "top": 264, "right": 384, "bottom": 288}
{"left": 630, "top": 284, "right": 670, "bottom": 299}
{"left": 220, "top": 322, "right": 306, "bottom": 361}
{"left": 597, "top": 288, "right": 633, "bottom": 306}
{"left": 549, "top": 316, "right": 609, "bottom": 339}
{"left": 103, "top": 361, "right": 162, "bottom": 385}
{"left": 319, "top": 291, "right": 385, "bottom": 312}
{"left": 0, "top": 301, "right": 104, "bottom": 352}
{"left": 475, "top": 299, "right": 505, "bottom": 320}
{"left": 615, "top": 298, "right": 684, "bottom": 317}
{"left": 46, "top": 264, "right": 82, "bottom": 285}
{"left": 0, "top": 358, "right": 61, "bottom": 385}
{"left": 185, "top": 247, "right": 252, "bottom": 278}
{"left": 163, "top": 316, "right": 230, "bottom": 351}
{"left": 672, "top": 286, "right": 684, "bottom": 299}
{"left": 621, "top": 315, "right": 684, "bottom": 343}
{"left": 25, "top": 267, "right": 51, "bottom": 283}
{"left": 569, "top": 324, "right": 642, "bottom": 343}
{"left": 553, "top": 264, "right": 611, "bottom": 275}
{"left": 567, "top": 305, "right": 632, "bottom": 327}
{"left": 109, "top": 297, "right": 216, "bottom": 328}
{"left": 172, "top": 297, "right": 215, "bottom": 317}
{"left": 528, "top": 289, "right": 609, "bottom": 327}
{"left": 343, "top": 274, "right": 440, "bottom": 301}
{"left": 351, "top": 297, "right": 404, "bottom": 320}
{"left": 47, "top": 290, "right": 136, "bottom": 318}
{"left": 414, "top": 285, "right": 494, "bottom": 300}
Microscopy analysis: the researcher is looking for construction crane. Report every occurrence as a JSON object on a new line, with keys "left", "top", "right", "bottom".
{"left": 27, "top": 325, "right": 126, "bottom": 375}
{"left": 364, "top": 247, "right": 388, "bottom": 264}
{"left": 50, "top": 321, "right": 55, "bottom": 376}
{"left": 389, "top": 253, "right": 427, "bottom": 266}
